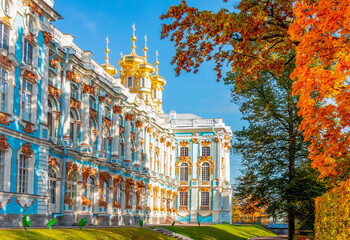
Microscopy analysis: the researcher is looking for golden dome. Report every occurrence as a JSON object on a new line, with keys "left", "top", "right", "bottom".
{"left": 118, "top": 24, "right": 145, "bottom": 70}
{"left": 136, "top": 35, "right": 155, "bottom": 74}
{"left": 101, "top": 37, "right": 117, "bottom": 76}
{"left": 151, "top": 50, "right": 166, "bottom": 86}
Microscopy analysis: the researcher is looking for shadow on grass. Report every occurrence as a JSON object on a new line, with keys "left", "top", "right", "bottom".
{"left": 0, "top": 228, "right": 175, "bottom": 240}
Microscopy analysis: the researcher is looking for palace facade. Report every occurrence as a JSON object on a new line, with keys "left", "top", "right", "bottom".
{"left": 0, "top": 0, "right": 232, "bottom": 227}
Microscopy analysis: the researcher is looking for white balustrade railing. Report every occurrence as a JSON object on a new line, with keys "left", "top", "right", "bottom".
{"left": 171, "top": 118, "right": 220, "bottom": 127}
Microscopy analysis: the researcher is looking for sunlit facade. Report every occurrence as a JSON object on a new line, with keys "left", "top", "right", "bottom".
{"left": 0, "top": 0, "right": 232, "bottom": 226}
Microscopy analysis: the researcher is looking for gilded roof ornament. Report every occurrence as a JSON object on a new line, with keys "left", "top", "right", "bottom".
{"left": 131, "top": 23, "right": 137, "bottom": 56}
{"left": 143, "top": 35, "right": 148, "bottom": 59}
{"left": 101, "top": 36, "right": 117, "bottom": 76}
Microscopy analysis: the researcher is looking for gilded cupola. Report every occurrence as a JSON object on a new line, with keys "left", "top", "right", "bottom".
{"left": 151, "top": 51, "right": 166, "bottom": 114}
{"left": 101, "top": 37, "right": 117, "bottom": 76}
{"left": 118, "top": 24, "right": 145, "bottom": 72}
{"left": 135, "top": 35, "right": 155, "bottom": 75}
{"left": 151, "top": 51, "right": 166, "bottom": 88}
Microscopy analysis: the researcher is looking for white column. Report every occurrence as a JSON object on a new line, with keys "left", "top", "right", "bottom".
{"left": 192, "top": 139, "right": 198, "bottom": 180}
{"left": 225, "top": 149, "right": 230, "bottom": 182}
{"left": 160, "top": 139, "right": 165, "bottom": 175}
{"left": 190, "top": 188, "right": 198, "bottom": 223}
{"left": 135, "top": 120, "right": 143, "bottom": 167}
{"left": 145, "top": 128, "right": 150, "bottom": 170}
{"left": 62, "top": 74, "right": 71, "bottom": 146}
{"left": 214, "top": 138, "right": 221, "bottom": 180}
{"left": 97, "top": 98, "right": 104, "bottom": 152}
{"left": 111, "top": 106, "right": 121, "bottom": 164}
{"left": 80, "top": 89, "right": 91, "bottom": 154}
{"left": 124, "top": 113, "right": 133, "bottom": 166}
{"left": 171, "top": 143, "right": 175, "bottom": 180}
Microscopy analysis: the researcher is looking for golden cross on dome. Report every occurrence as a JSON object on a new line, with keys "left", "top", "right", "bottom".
{"left": 144, "top": 35, "right": 147, "bottom": 46}
{"left": 120, "top": 51, "right": 123, "bottom": 57}
{"left": 132, "top": 24, "right": 136, "bottom": 36}
{"left": 156, "top": 50, "right": 158, "bottom": 60}
{"left": 106, "top": 36, "right": 109, "bottom": 48}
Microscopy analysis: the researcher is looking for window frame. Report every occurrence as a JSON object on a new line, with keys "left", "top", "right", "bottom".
{"left": 21, "top": 79, "right": 32, "bottom": 122}
{"left": 201, "top": 146, "right": 211, "bottom": 157}
{"left": 180, "top": 146, "right": 189, "bottom": 157}
{"left": 23, "top": 40, "right": 33, "bottom": 65}
{"left": 179, "top": 191, "right": 188, "bottom": 207}
{"left": 0, "top": 23, "right": 9, "bottom": 51}
{"left": 200, "top": 191, "right": 210, "bottom": 207}
{"left": 0, "top": 66, "right": 8, "bottom": 113}
{"left": 201, "top": 162, "right": 210, "bottom": 182}
{"left": 179, "top": 162, "right": 189, "bottom": 182}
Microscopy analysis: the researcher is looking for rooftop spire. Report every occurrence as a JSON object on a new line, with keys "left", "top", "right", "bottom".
{"left": 155, "top": 50, "right": 159, "bottom": 75}
{"left": 143, "top": 35, "right": 148, "bottom": 59}
{"left": 131, "top": 23, "right": 137, "bottom": 56}
{"left": 104, "top": 36, "right": 110, "bottom": 65}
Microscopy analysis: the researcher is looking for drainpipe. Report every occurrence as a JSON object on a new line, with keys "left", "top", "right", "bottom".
{"left": 53, "top": 48, "right": 70, "bottom": 218}
{"left": 49, "top": 41, "right": 59, "bottom": 61}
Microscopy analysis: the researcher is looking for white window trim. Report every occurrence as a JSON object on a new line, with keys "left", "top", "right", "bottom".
{"left": 16, "top": 146, "right": 35, "bottom": 195}
{"left": 179, "top": 191, "right": 188, "bottom": 207}
{"left": 0, "top": 145, "right": 11, "bottom": 192}
{"left": 18, "top": 76, "right": 38, "bottom": 126}
{"left": 200, "top": 191, "right": 210, "bottom": 207}
{"left": 48, "top": 165, "right": 61, "bottom": 213}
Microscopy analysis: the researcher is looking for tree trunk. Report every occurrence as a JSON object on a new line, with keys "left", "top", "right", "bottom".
{"left": 288, "top": 206, "right": 295, "bottom": 239}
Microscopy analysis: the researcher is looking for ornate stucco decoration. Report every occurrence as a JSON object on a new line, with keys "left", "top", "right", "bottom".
{"left": 66, "top": 71, "right": 78, "bottom": 83}
{"left": 214, "top": 138, "right": 219, "bottom": 143}
{"left": 49, "top": 58, "right": 60, "bottom": 69}
{"left": 81, "top": 167, "right": 96, "bottom": 208}
{"left": 64, "top": 162, "right": 79, "bottom": 207}
{"left": 136, "top": 180, "right": 146, "bottom": 209}
{"left": 160, "top": 136, "right": 166, "bottom": 143}
{"left": 113, "top": 105, "right": 123, "bottom": 114}
{"left": 119, "top": 126, "right": 125, "bottom": 136}
{"left": 136, "top": 120, "right": 143, "bottom": 128}
{"left": 147, "top": 127, "right": 152, "bottom": 133}
{"left": 98, "top": 96, "right": 105, "bottom": 104}
{"left": 125, "top": 113, "right": 134, "bottom": 121}
{"left": 0, "top": 113, "right": 9, "bottom": 126}
{"left": 0, "top": 16, "right": 12, "bottom": 29}
{"left": 166, "top": 141, "right": 172, "bottom": 147}
{"left": 48, "top": 85, "right": 61, "bottom": 102}
{"left": 42, "top": 31, "right": 52, "bottom": 46}
{"left": 48, "top": 158, "right": 58, "bottom": 167}
{"left": 21, "top": 143, "right": 34, "bottom": 156}
{"left": 103, "top": 117, "right": 112, "bottom": 128}
{"left": 131, "top": 132, "right": 135, "bottom": 140}
{"left": 179, "top": 140, "right": 189, "bottom": 147}
{"left": 200, "top": 187, "right": 210, "bottom": 192}
{"left": 197, "top": 156, "right": 214, "bottom": 175}
{"left": 82, "top": 84, "right": 96, "bottom": 95}
{"left": 70, "top": 98, "right": 81, "bottom": 112}
{"left": 125, "top": 177, "right": 135, "bottom": 209}
{"left": 22, "top": 70, "right": 36, "bottom": 83}
{"left": 106, "top": 97, "right": 113, "bottom": 106}
{"left": 0, "top": 55, "right": 14, "bottom": 70}
{"left": 0, "top": 135, "right": 10, "bottom": 150}
{"left": 201, "top": 139, "right": 211, "bottom": 147}
{"left": 23, "top": 123, "right": 34, "bottom": 134}
{"left": 155, "top": 147, "right": 160, "bottom": 154}
{"left": 113, "top": 175, "right": 123, "bottom": 208}
{"left": 192, "top": 138, "right": 198, "bottom": 144}
{"left": 176, "top": 156, "right": 193, "bottom": 175}
{"left": 23, "top": 0, "right": 43, "bottom": 17}
{"left": 149, "top": 143, "right": 153, "bottom": 150}
{"left": 99, "top": 172, "right": 111, "bottom": 208}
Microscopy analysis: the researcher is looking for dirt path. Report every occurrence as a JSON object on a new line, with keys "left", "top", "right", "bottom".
{"left": 249, "top": 235, "right": 288, "bottom": 240}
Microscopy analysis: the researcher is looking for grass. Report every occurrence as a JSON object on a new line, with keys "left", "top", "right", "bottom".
{"left": 0, "top": 227, "right": 176, "bottom": 240}
{"left": 161, "top": 224, "right": 277, "bottom": 240}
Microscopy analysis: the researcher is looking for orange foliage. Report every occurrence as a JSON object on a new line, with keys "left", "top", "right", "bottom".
{"left": 289, "top": 0, "right": 350, "bottom": 179}
{"left": 232, "top": 197, "right": 269, "bottom": 225}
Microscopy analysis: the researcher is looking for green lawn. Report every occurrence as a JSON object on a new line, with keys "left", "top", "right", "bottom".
{"left": 162, "top": 224, "right": 277, "bottom": 240}
{"left": 0, "top": 227, "right": 175, "bottom": 240}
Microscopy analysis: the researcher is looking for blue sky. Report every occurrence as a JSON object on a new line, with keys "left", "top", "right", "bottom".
{"left": 53, "top": 0, "right": 245, "bottom": 184}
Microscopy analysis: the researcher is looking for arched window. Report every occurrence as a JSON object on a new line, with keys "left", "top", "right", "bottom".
{"left": 21, "top": 79, "right": 32, "bottom": 121}
{"left": 201, "top": 146, "right": 211, "bottom": 157}
{"left": 23, "top": 40, "right": 33, "bottom": 64}
{"left": 0, "top": 66, "right": 8, "bottom": 113}
{"left": 180, "top": 147, "right": 189, "bottom": 157}
{"left": 70, "top": 83, "right": 78, "bottom": 100}
{"left": 127, "top": 77, "right": 132, "bottom": 88}
{"left": 48, "top": 71, "right": 56, "bottom": 87}
{"left": 103, "top": 181, "right": 109, "bottom": 206}
{"left": 18, "top": 155, "right": 30, "bottom": 193}
{"left": 102, "top": 127, "right": 110, "bottom": 155}
{"left": 117, "top": 182, "right": 122, "bottom": 204}
{"left": 104, "top": 106, "right": 111, "bottom": 119}
{"left": 88, "top": 176, "right": 95, "bottom": 210}
{"left": 1, "top": 0, "right": 10, "bottom": 17}
{"left": 201, "top": 162, "right": 210, "bottom": 181}
{"left": 67, "top": 172, "right": 77, "bottom": 210}
{"left": 0, "top": 150, "right": 5, "bottom": 191}
{"left": 179, "top": 162, "right": 188, "bottom": 181}
{"left": 70, "top": 110, "right": 78, "bottom": 147}
{"left": 48, "top": 168, "right": 57, "bottom": 204}
{"left": 0, "top": 23, "right": 9, "bottom": 50}
{"left": 89, "top": 96, "right": 97, "bottom": 110}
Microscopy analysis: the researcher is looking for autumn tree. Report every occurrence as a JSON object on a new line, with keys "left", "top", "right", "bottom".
{"left": 289, "top": 0, "right": 350, "bottom": 181}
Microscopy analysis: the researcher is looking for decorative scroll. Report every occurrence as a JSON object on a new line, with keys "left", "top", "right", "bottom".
{"left": 42, "top": 31, "right": 52, "bottom": 46}
{"left": 82, "top": 84, "right": 96, "bottom": 95}
{"left": 192, "top": 138, "right": 198, "bottom": 144}
{"left": 176, "top": 157, "right": 193, "bottom": 176}
{"left": 0, "top": 135, "right": 9, "bottom": 150}
{"left": 125, "top": 113, "right": 134, "bottom": 121}
{"left": 136, "top": 120, "right": 143, "bottom": 128}
{"left": 50, "top": 58, "right": 60, "bottom": 69}
{"left": 197, "top": 156, "right": 214, "bottom": 175}
{"left": 166, "top": 141, "right": 172, "bottom": 147}
{"left": 0, "top": 16, "right": 11, "bottom": 28}
{"left": 179, "top": 140, "right": 189, "bottom": 147}
{"left": 99, "top": 96, "right": 106, "bottom": 104}
{"left": 23, "top": 123, "right": 33, "bottom": 134}
{"left": 125, "top": 178, "right": 135, "bottom": 209}
{"left": 90, "top": 109, "right": 99, "bottom": 122}
{"left": 106, "top": 98, "right": 113, "bottom": 106}
{"left": 179, "top": 187, "right": 188, "bottom": 192}
{"left": 160, "top": 136, "right": 166, "bottom": 143}
{"left": 48, "top": 158, "right": 58, "bottom": 167}
{"left": 214, "top": 138, "right": 219, "bottom": 143}
{"left": 0, "top": 113, "right": 9, "bottom": 126}
{"left": 48, "top": 85, "right": 61, "bottom": 102}
{"left": 113, "top": 105, "right": 122, "bottom": 114}
{"left": 0, "top": 55, "right": 13, "bottom": 70}
{"left": 201, "top": 139, "right": 211, "bottom": 146}
{"left": 23, "top": 0, "right": 42, "bottom": 17}
{"left": 22, "top": 70, "right": 36, "bottom": 82}
{"left": 21, "top": 143, "right": 34, "bottom": 156}
{"left": 70, "top": 98, "right": 81, "bottom": 112}
{"left": 66, "top": 71, "right": 77, "bottom": 83}
{"left": 201, "top": 187, "right": 210, "bottom": 192}
{"left": 103, "top": 117, "right": 112, "bottom": 128}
